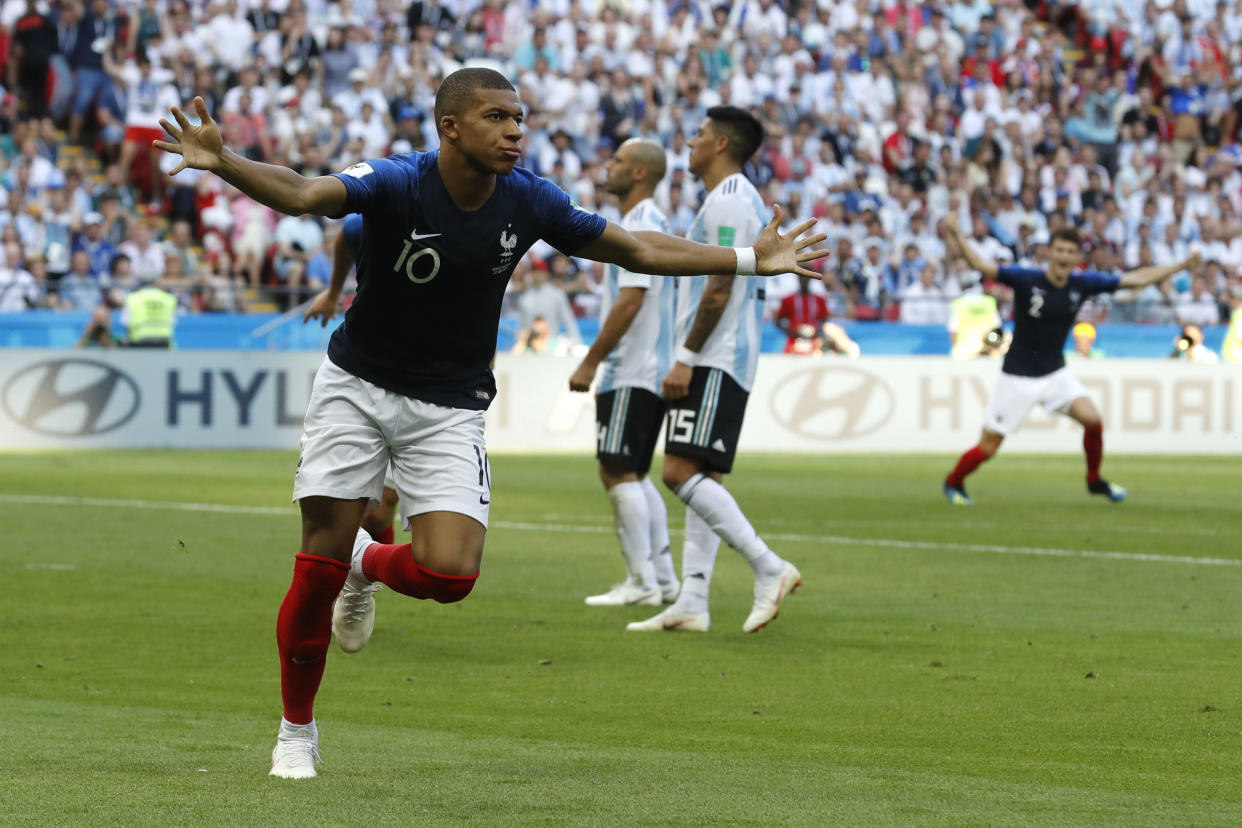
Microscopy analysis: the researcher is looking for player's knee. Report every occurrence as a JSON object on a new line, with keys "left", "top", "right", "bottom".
{"left": 417, "top": 563, "right": 478, "bottom": 603}
{"left": 1083, "top": 416, "right": 1103, "bottom": 431}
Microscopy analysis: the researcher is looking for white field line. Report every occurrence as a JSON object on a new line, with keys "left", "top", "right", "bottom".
{"left": 2, "top": 493, "right": 1237, "bottom": 569}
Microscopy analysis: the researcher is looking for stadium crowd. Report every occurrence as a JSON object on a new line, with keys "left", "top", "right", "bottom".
{"left": 1, "top": 0, "right": 1241, "bottom": 341}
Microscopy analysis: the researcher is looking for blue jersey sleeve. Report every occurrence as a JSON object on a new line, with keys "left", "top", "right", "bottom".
{"left": 341, "top": 213, "right": 364, "bottom": 259}
{"left": 331, "top": 157, "right": 412, "bottom": 215}
{"left": 996, "top": 265, "right": 1045, "bottom": 287}
{"left": 1072, "top": 269, "right": 1122, "bottom": 296}
{"left": 532, "top": 177, "right": 606, "bottom": 255}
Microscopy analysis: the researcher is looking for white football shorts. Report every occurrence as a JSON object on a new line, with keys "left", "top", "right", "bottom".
{"left": 983, "top": 366, "right": 1089, "bottom": 436}
{"left": 292, "top": 358, "right": 491, "bottom": 529}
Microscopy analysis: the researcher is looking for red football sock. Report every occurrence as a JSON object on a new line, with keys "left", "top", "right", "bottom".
{"left": 362, "top": 543, "right": 478, "bottom": 603}
{"left": 1083, "top": 424, "right": 1103, "bottom": 484}
{"left": 946, "top": 446, "right": 990, "bottom": 487}
{"left": 276, "top": 553, "right": 349, "bottom": 725}
{"left": 375, "top": 523, "right": 394, "bottom": 545}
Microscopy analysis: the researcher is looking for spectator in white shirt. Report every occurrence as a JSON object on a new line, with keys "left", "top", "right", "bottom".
{"left": 900, "top": 264, "right": 955, "bottom": 326}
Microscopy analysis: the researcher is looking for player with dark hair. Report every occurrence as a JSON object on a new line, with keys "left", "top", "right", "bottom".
{"left": 569, "top": 138, "right": 679, "bottom": 606}
{"left": 155, "top": 68, "right": 824, "bottom": 779}
{"left": 942, "top": 216, "right": 1200, "bottom": 504}
{"left": 628, "top": 106, "right": 802, "bottom": 635}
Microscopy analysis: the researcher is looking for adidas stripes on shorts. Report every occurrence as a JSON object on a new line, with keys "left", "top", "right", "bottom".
{"left": 595, "top": 385, "right": 666, "bottom": 473}
{"left": 663, "top": 366, "right": 749, "bottom": 474}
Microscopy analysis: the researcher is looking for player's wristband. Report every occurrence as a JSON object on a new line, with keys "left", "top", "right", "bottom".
{"left": 733, "top": 246, "right": 757, "bottom": 276}
{"left": 676, "top": 346, "right": 699, "bottom": 367}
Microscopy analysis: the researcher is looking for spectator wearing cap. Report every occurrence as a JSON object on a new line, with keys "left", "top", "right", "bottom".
{"left": 73, "top": 211, "right": 116, "bottom": 277}
{"left": 1066, "top": 322, "right": 1105, "bottom": 360}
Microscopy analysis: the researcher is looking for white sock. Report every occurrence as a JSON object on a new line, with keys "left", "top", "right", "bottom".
{"left": 348, "top": 527, "right": 375, "bottom": 585}
{"left": 279, "top": 717, "right": 317, "bottom": 740}
{"left": 640, "top": 475, "right": 676, "bottom": 585}
{"left": 677, "top": 474, "right": 784, "bottom": 578}
{"left": 676, "top": 507, "right": 720, "bottom": 613}
{"left": 608, "top": 481, "right": 656, "bottom": 587}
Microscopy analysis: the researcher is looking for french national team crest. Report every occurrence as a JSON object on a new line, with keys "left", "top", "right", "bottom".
{"left": 492, "top": 226, "right": 519, "bottom": 275}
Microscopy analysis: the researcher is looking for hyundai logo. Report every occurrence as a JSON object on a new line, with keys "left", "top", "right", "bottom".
{"left": 769, "top": 365, "right": 895, "bottom": 440}
{"left": 2, "top": 358, "right": 141, "bottom": 437}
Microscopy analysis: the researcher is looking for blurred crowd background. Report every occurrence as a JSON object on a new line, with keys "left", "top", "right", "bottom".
{"left": 1, "top": 0, "right": 1241, "bottom": 353}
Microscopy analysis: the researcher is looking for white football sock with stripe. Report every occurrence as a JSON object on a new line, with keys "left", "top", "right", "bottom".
{"left": 676, "top": 474, "right": 784, "bottom": 578}
{"left": 640, "top": 475, "right": 676, "bottom": 585}
{"left": 676, "top": 507, "right": 720, "bottom": 613}
{"left": 607, "top": 481, "right": 656, "bottom": 587}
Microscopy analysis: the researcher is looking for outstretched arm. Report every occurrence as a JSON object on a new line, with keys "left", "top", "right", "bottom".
{"left": 155, "top": 97, "right": 347, "bottom": 217}
{"left": 576, "top": 205, "right": 827, "bottom": 279}
{"left": 1118, "top": 252, "right": 1200, "bottom": 289}
{"left": 568, "top": 286, "right": 645, "bottom": 391}
{"left": 945, "top": 214, "right": 998, "bottom": 281}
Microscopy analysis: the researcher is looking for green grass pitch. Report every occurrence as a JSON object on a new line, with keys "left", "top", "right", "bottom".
{"left": 1, "top": 450, "right": 1240, "bottom": 826}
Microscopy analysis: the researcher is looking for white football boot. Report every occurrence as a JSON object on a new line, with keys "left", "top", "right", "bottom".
{"left": 270, "top": 723, "right": 322, "bottom": 779}
{"left": 585, "top": 581, "right": 663, "bottom": 606}
{"left": 742, "top": 560, "right": 802, "bottom": 633}
{"left": 625, "top": 605, "right": 711, "bottom": 632}
{"left": 332, "top": 528, "right": 382, "bottom": 653}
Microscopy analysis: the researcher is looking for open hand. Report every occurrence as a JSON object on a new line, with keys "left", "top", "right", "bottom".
{"left": 154, "top": 96, "right": 224, "bottom": 176}
{"left": 753, "top": 204, "right": 828, "bottom": 279}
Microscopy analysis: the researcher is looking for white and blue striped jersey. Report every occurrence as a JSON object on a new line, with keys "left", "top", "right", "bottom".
{"left": 677, "top": 173, "right": 769, "bottom": 391}
{"left": 598, "top": 198, "right": 676, "bottom": 396}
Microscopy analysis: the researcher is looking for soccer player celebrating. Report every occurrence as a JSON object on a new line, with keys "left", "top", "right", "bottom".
{"left": 154, "top": 70, "right": 824, "bottom": 779}
{"left": 628, "top": 107, "right": 802, "bottom": 635}
{"left": 942, "top": 215, "right": 1200, "bottom": 505}
{"left": 568, "top": 138, "right": 679, "bottom": 607}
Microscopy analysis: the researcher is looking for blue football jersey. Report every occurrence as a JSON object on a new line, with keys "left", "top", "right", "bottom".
{"left": 329, "top": 152, "right": 606, "bottom": 409}
{"left": 340, "top": 212, "right": 364, "bottom": 260}
{"left": 997, "top": 265, "right": 1120, "bottom": 377}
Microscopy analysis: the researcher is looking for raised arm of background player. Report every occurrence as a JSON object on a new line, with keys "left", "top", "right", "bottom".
{"left": 568, "top": 284, "right": 644, "bottom": 391}
{"left": 945, "top": 214, "right": 999, "bottom": 281}
{"left": 155, "top": 98, "right": 827, "bottom": 281}
{"left": 947, "top": 213, "right": 1201, "bottom": 289}
{"left": 303, "top": 215, "right": 361, "bottom": 326}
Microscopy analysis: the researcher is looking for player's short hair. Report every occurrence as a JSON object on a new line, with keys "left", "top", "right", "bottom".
{"left": 434, "top": 68, "right": 516, "bottom": 126}
{"left": 705, "top": 105, "right": 764, "bottom": 164}
{"left": 1050, "top": 227, "right": 1084, "bottom": 248}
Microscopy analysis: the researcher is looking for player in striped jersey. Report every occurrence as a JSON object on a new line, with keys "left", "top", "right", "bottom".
{"left": 569, "top": 139, "right": 679, "bottom": 607}
{"left": 628, "top": 107, "right": 803, "bottom": 635}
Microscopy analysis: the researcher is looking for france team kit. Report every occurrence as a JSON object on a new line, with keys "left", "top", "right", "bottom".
{"left": 594, "top": 198, "right": 676, "bottom": 473}
{"left": 292, "top": 151, "right": 606, "bottom": 527}
{"left": 985, "top": 265, "right": 1120, "bottom": 435}
{"left": 666, "top": 173, "right": 768, "bottom": 473}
